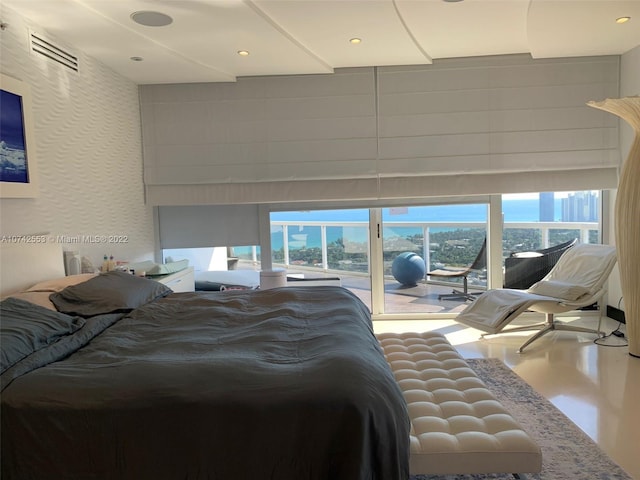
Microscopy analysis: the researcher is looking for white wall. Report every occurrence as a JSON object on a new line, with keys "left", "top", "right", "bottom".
{"left": 0, "top": 6, "right": 154, "bottom": 269}
{"left": 607, "top": 45, "right": 640, "bottom": 312}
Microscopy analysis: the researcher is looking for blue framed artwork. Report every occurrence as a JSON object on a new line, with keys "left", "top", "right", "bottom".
{"left": 0, "top": 73, "right": 38, "bottom": 197}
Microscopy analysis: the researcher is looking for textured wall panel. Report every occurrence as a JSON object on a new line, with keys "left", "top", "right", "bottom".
{"left": 0, "top": 6, "right": 154, "bottom": 268}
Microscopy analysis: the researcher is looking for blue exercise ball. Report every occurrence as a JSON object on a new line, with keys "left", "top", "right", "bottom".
{"left": 392, "top": 252, "right": 426, "bottom": 286}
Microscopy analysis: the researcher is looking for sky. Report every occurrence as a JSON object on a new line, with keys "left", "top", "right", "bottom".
{"left": 504, "top": 192, "right": 572, "bottom": 200}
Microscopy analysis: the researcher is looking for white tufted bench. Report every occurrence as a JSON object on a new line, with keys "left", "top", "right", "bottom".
{"left": 377, "top": 332, "right": 542, "bottom": 476}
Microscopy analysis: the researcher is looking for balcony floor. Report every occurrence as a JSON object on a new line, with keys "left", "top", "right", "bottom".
{"left": 283, "top": 266, "right": 481, "bottom": 314}
{"left": 343, "top": 274, "right": 482, "bottom": 314}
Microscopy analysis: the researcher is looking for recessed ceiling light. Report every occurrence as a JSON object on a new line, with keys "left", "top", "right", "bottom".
{"left": 131, "top": 11, "right": 173, "bottom": 27}
{"left": 616, "top": 16, "right": 631, "bottom": 24}
{"left": 237, "top": 50, "right": 250, "bottom": 56}
{"left": 350, "top": 38, "right": 362, "bottom": 44}
{"left": 442, "top": 0, "right": 464, "bottom": 2}
{"left": 130, "top": 56, "right": 144, "bottom": 62}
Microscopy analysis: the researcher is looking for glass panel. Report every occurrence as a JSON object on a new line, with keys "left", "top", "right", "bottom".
{"left": 287, "top": 225, "right": 322, "bottom": 268}
{"left": 271, "top": 225, "right": 285, "bottom": 264}
{"left": 270, "top": 209, "right": 371, "bottom": 309}
{"left": 229, "top": 245, "right": 261, "bottom": 268}
{"left": 382, "top": 204, "right": 488, "bottom": 314}
{"left": 162, "top": 247, "right": 226, "bottom": 271}
{"left": 326, "top": 225, "right": 369, "bottom": 274}
{"left": 162, "top": 246, "right": 260, "bottom": 273}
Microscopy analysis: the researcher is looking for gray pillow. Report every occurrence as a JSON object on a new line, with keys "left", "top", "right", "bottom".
{"left": 50, "top": 271, "right": 172, "bottom": 317}
{"left": 0, "top": 297, "right": 86, "bottom": 374}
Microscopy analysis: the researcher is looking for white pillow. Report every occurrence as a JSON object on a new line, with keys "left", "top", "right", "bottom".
{"left": 527, "top": 280, "right": 590, "bottom": 301}
{"left": 26, "top": 274, "right": 97, "bottom": 293}
{"left": 5, "top": 291, "right": 56, "bottom": 310}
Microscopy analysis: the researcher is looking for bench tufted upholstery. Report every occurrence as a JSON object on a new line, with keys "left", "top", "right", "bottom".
{"left": 377, "top": 332, "right": 542, "bottom": 476}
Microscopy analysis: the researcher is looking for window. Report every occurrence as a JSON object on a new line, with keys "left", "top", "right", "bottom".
{"left": 503, "top": 191, "right": 600, "bottom": 255}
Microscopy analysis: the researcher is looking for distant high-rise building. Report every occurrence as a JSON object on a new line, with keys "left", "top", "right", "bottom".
{"left": 561, "top": 191, "right": 599, "bottom": 222}
{"left": 539, "top": 192, "right": 554, "bottom": 221}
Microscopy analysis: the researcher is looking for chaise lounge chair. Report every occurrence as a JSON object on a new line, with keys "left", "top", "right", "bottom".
{"left": 504, "top": 238, "right": 577, "bottom": 289}
{"left": 455, "top": 243, "right": 617, "bottom": 353}
{"left": 428, "top": 239, "right": 487, "bottom": 302}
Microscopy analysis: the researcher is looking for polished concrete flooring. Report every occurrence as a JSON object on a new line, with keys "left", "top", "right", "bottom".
{"left": 373, "top": 315, "right": 640, "bottom": 479}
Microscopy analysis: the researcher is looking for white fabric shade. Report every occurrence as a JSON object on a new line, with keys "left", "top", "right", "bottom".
{"left": 141, "top": 55, "right": 620, "bottom": 206}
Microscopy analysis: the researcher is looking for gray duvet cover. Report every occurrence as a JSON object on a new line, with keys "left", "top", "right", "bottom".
{"left": 1, "top": 286, "right": 409, "bottom": 480}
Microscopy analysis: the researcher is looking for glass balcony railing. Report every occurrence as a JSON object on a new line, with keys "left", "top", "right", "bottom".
{"left": 231, "top": 219, "right": 598, "bottom": 293}
{"left": 262, "top": 220, "right": 598, "bottom": 275}
{"left": 226, "top": 219, "right": 599, "bottom": 314}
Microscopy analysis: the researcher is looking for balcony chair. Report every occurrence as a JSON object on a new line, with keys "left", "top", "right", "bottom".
{"left": 428, "top": 239, "right": 486, "bottom": 302}
{"left": 455, "top": 243, "right": 617, "bottom": 353}
{"left": 504, "top": 238, "right": 578, "bottom": 289}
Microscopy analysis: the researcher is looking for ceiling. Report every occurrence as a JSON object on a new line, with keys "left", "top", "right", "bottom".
{"left": 4, "top": 0, "right": 640, "bottom": 85}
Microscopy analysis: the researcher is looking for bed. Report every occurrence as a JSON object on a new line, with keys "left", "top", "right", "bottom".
{"left": 0, "top": 244, "right": 410, "bottom": 480}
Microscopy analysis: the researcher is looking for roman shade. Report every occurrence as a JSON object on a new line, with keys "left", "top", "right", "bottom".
{"left": 141, "top": 55, "right": 620, "bottom": 206}
{"left": 157, "top": 205, "right": 260, "bottom": 249}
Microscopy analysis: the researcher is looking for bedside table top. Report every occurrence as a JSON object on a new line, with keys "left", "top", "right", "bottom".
{"left": 149, "top": 267, "right": 195, "bottom": 292}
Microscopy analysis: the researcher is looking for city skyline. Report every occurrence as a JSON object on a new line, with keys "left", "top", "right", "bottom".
{"left": 537, "top": 191, "right": 600, "bottom": 222}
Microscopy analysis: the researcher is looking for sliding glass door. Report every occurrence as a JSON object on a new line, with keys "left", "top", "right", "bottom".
{"left": 380, "top": 204, "right": 489, "bottom": 315}
{"left": 269, "top": 202, "right": 491, "bottom": 316}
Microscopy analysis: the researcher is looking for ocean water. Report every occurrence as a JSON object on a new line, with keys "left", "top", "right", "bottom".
{"left": 266, "top": 199, "right": 559, "bottom": 251}
{"left": 270, "top": 199, "right": 560, "bottom": 223}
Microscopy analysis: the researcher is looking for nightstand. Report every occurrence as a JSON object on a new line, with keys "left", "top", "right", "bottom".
{"left": 152, "top": 267, "right": 195, "bottom": 293}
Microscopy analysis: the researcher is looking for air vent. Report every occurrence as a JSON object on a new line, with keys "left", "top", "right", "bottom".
{"left": 29, "top": 30, "right": 79, "bottom": 72}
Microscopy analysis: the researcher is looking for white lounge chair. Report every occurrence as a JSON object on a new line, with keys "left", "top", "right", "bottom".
{"left": 455, "top": 243, "right": 617, "bottom": 353}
